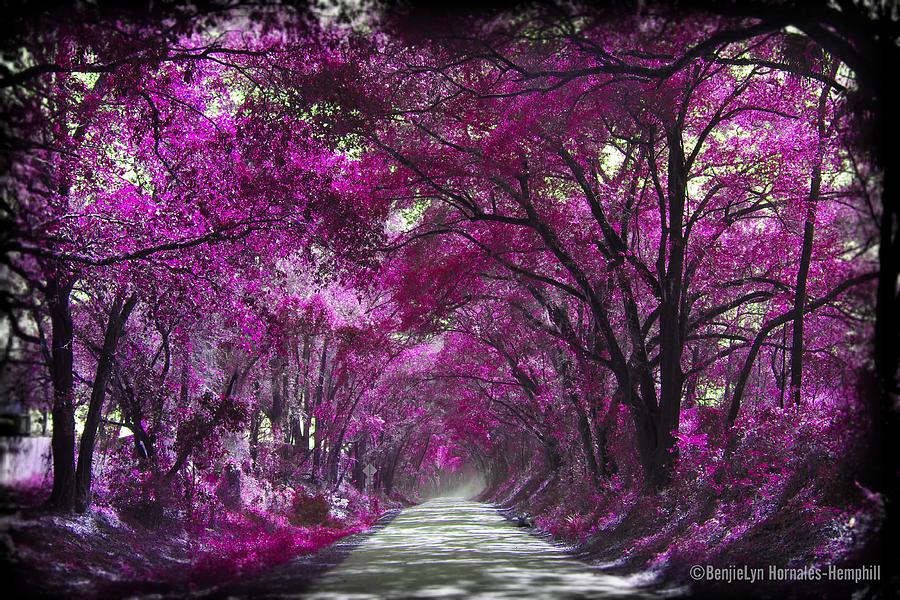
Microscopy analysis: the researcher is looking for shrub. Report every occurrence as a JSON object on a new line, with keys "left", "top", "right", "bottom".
{"left": 289, "top": 492, "right": 331, "bottom": 526}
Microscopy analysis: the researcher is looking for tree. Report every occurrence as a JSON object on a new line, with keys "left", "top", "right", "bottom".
{"left": 315, "top": 6, "right": 875, "bottom": 487}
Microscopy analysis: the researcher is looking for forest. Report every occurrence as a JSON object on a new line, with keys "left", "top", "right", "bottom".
{"left": 0, "top": 1, "right": 896, "bottom": 598}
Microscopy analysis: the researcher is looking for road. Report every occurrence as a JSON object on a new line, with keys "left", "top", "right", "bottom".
{"left": 303, "top": 497, "right": 654, "bottom": 599}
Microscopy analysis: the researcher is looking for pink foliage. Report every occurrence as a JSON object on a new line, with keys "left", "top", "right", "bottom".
{"left": 0, "top": 3, "right": 887, "bottom": 595}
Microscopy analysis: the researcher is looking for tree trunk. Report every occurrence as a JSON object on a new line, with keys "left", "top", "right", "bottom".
{"left": 543, "top": 437, "right": 562, "bottom": 473}
{"left": 352, "top": 437, "right": 367, "bottom": 490}
{"left": 310, "top": 337, "right": 329, "bottom": 480}
{"left": 594, "top": 393, "right": 620, "bottom": 477}
{"left": 269, "top": 351, "right": 286, "bottom": 442}
{"left": 249, "top": 409, "right": 261, "bottom": 466}
{"left": 614, "top": 367, "right": 662, "bottom": 486}
{"left": 557, "top": 355, "right": 602, "bottom": 486}
{"left": 75, "top": 294, "right": 138, "bottom": 512}
{"left": 778, "top": 324, "right": 789, "bottom": 408}
{"left": 576, "top": 408, "right": 602, "bottom": 484}
{"left": 653, "top": 124, "right": 689, "bottom": 487}
{"left": 631, "top": 403, "right": 662, "bottom": 485}
{"left": 384, "top": 445, "right": 402, "bottom": 495}
{"left": 297, "top": 335, "right": 311, "bottom": 451}
{"left": 179, "top": 340, "right": 190, "bottom": 406}
{"left": 327, "top": 433, "right": 342, "bottom": 485}
{"left": 788, "top": 78, "right": 830, "bottom": 406}
{"left": 46, "top": 275, "right": 77, "bottom": 511}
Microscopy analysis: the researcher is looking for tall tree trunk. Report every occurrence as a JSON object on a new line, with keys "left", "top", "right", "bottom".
{"left": 75, "top": 293, "right": 138, "bottom": 512}
{"left": 327, "top": 433, "right": 342, "bottom": 485}
{"left": 543, "top": 437, "right": 562, "bottom": 473}
{"left": 631, "top": 403, "right": 661, "bottom": 484}
{"left": 557, "top": 355, "right": 602, "bottom": 486}
{"left": 788, "top": 77, "right": 831, "bottom": 406}
{"left": 297, "top": 334, "right": 312, "bottom": 451}
{"left": 249, "top": 409, "right": 261, "bottom": 466}
{"left": 46, "top": 275, "right": 76, "bottom": 511}
{"left": 310, "top": 337, "right": 329, "bottom": 479}
{"left": 179, "top": 340, "right": 190, "bottom": 406}
{"left": 383, "top": 444, "right": 402, "bottom": 495}
{"left": 683, "top": 348, "right": 700, "bottom": 409}
{"left": 654, "top": 124, "right": 689, "bottom": 486}
{"left": 778, "top": 324, "right": 789, "bottom": 408}
{"left": 575, "top": 406, "right": 602, "bottom": 485}
{"left": 269, "top": 351, "right": 286, "bottom": 442}
{"left": 613, "top": 366, "right": 661, "bottom": 485}
{"left": 594, "top": 392, "right": 620, "bottom": 477}
{"left": 414, "top": 433, "right": 432, "bottom": 473}
{"left": 288, "top": 340, "right": 302, "bottom": 446}
{"left": 352, "top": 437, "right": 367, "bottom": 490}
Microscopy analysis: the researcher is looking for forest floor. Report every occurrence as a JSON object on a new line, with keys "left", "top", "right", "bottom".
{"left": 484, "top": 472, "right": 886, "bottom": 600}
{"left": 1, "top": 475, "right": 888, "bottom": 599}
{"left": 209, "top": 509, "right": 403, "bottom": 598}
{"left": 0, "top": 482, "right": 393, "bottom": 599}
